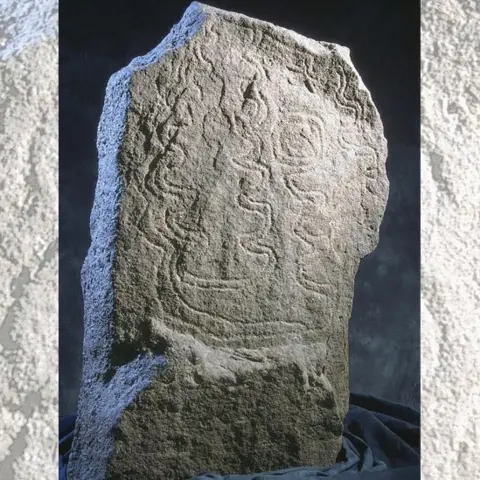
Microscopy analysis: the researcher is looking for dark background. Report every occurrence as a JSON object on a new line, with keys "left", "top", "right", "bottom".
{"left": 60, "top": 0, "right": 420, "bottom": 416}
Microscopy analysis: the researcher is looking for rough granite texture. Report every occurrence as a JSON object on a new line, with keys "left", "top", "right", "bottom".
{"left": 421, "top": 0, "right": 480, "bottom": 478}
{"left": 0, "top": 0, "right": 478, "bottom": 478}
{"left": 0, "top": 0, "right": 58, "bottom": 478}
{"left": 67, "top": 3, "right": 390, "bottom": 479}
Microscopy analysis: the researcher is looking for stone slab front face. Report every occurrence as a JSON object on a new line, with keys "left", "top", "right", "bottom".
{"left": 68, "top": 3, "right": 389, "bottom": 479}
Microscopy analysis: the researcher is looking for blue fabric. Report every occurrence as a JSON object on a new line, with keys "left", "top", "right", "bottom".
{"left": 59, "top": 393, "right": 419, "bottom": 479}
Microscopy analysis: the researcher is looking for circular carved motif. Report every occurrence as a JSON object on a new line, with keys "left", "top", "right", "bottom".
{"left": 273, "top": 113, "right": 324, "bottom": 167}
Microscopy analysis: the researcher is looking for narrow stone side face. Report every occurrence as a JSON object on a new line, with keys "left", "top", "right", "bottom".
{"left": 68, "top": 2, "right": 389, "bottom": 479}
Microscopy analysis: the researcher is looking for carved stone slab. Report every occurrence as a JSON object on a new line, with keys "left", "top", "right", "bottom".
{"left": 68, "top": 2, "right": 389, "bottom": 479}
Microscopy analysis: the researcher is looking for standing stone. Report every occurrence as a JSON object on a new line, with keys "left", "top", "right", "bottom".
{"left": 68, "top": 2, "right": 389, "bottom": 479}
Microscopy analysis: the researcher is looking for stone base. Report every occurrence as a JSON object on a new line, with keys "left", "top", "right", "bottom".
{"left": 106, "top": 346, "right": 344, "bottom": 479}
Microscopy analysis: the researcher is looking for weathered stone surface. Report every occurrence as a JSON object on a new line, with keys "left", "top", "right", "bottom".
{"left": 68, "top": 2, "right": 388, "bottom": 479}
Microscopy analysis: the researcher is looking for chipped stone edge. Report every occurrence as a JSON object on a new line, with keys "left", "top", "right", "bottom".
{"left": 67, "top": 3, "right": 208, "bottom": 479}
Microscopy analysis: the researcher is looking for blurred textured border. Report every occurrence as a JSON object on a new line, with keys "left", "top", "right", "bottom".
{"left": 422, "top": 0, "right": 480, "bottom": 478}
{"left": 0, "top": 0, "right": 58, "bottom": 478}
